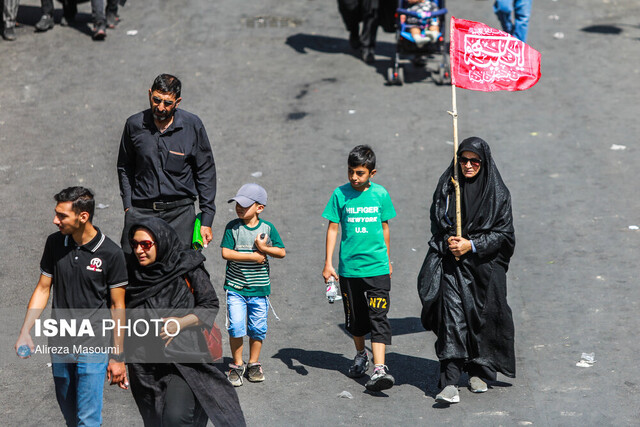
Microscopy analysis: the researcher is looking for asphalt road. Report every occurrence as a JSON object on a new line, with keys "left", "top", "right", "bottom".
{"left": 1, "top": 0, "right": 639, "bottom": 425}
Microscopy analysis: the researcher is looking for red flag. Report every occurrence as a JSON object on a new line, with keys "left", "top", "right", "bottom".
{"left": 450, "top": 16, "right": 541, "bottom": 92}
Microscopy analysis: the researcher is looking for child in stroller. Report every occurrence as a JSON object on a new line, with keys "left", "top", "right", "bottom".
{"left": 403, "top": 0, "right": 440, "bottom": 47}
{"left": 386, "top": 0, "right": 449, "bottom": 85}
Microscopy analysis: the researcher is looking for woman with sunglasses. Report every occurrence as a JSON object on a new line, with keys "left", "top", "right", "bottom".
{"left": 418, "top": 137, "right": 516, "bottom": 404}
{"left": 125, "top": 217, "right": 245, "bottom": 426}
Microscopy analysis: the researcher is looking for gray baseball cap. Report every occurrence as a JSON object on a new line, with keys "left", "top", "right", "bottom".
{"left": 228, "top": 183, "right": 267, "bottom": 207}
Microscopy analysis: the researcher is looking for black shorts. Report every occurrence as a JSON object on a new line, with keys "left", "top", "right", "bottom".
{"left": 339, "top": 275, "right": 392, "bottom": 345}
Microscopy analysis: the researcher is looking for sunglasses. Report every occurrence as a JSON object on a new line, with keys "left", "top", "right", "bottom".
{"left": 129, "top": 239, "right": 155, "bottom": 251}
{"left": 458, "top": 156, "right": 482, "bottom": 167}
{"left": 152, "top": 96, "right": 175, "bottom": 107}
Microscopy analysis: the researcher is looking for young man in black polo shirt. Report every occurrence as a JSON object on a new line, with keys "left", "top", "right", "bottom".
{"left": 15, "top": 187, "right": 128, "bottom": 426}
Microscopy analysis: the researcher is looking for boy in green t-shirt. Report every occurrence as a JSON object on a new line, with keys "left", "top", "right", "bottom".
{"left": 322, "top": 145, "right": 397, "bottom": 392}
{"left": 221, "top": 183, "right": 286, "bottom": 386}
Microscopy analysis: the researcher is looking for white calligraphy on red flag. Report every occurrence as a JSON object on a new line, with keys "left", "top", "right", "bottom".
{"left": 450, "top": 16, "right": 541, "bottom": 92}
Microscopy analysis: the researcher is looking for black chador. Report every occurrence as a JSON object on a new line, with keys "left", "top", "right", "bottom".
{"left": 418, "top": 137, "right": 516, "bottom": 387}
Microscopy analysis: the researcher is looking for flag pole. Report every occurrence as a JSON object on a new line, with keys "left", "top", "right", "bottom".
{"left": 448, "top": 84, "right": 462, "bottom": 238}
{"left": 447, "top": 16, "right": 462, "bottom": 238}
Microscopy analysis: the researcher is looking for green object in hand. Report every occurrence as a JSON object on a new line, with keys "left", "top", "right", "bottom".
{"left": 192, "top": 213, "right": 203, "bottom": 250}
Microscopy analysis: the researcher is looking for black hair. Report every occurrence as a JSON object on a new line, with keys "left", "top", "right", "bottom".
{"left": 151, "top": 74, "right": 181, "bottom": 98}
{"left": 348, "top": 145, "right": 376, "bottom": 171}
{"left": 54, "top": 187, "right": 95, "bottom": 222}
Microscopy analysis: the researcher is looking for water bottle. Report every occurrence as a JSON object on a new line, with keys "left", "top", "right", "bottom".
{"left": 17, "top": 345, "right": 31, "bottom": 359}
{"left": 326, "top": 277, "right": 338, "bottom": 303}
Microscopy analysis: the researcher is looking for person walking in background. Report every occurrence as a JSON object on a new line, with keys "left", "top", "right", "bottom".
{"left": 322, "top": 145, "right": 396, "bottom": 392}
{"left": 60, "top": 0, "right": 122, "bottom": 31}
{"left": 35, "top": 0, "right": 110, "bottom": 40}
{"left": 117, "top": 74, "right": 217, "bottom": 254}
{"left": 494, "top": 0, "right": 532, "bottom": 42}
{"left": 417, "top": 137, "right": 516, "bottom": 404}
{"left": 126, "top": 217, "right": 246, "bottom": 426}
{"left": 337, "top": 0, "right": 380, "bottom": 63}
{"left": 221, "top": 184, "right": 286, "bottom": 387}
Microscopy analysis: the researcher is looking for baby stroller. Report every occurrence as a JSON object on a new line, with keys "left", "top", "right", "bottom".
{"left": 386, "top": 0, "right": 451, "bottom": 86}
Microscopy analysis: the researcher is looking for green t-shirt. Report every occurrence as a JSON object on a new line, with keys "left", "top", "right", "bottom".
{"left": 220, "top": 218, "right": 284, "bottom": 296}
{"left": 322, "top": 182, "right": 396, "bottom": 278}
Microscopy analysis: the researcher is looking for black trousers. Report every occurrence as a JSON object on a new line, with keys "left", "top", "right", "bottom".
{"left": 128, "top": 363, "right": 208, "bottom": 427}
{"left": 439, "top": 358, "right": 497, "bottom": 389}
{"left": 121, "top": 203, "right": 195, "bottom": 254}
{"left": 337, "top": 0, "right": 379, "bottom": 48}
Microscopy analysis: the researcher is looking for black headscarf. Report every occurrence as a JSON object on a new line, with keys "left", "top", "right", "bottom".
{"left": 126, "top": 217, "right": 214, "bottom": 363}
{"left": 126, "top": 217, "right": 205, "bottom": 308}
{"left": 436, "top": 136, "right": 514, "bottom": 244}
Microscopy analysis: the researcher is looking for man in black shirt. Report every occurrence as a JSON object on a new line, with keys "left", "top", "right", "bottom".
{"left": 117, "top": 74, "right": 217, "bottom": 254}
{"left": 15, "top": 187, "right": 128, "bottom": 426}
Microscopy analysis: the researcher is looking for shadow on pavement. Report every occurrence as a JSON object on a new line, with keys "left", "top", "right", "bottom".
{"left": 272, "top": 347, "right": 351, "bottom": 377}
{"left": 286, "top": 32, "right": 397, "bottom": 56}
{"left": 285, "top": 33, "right": 435, "bottom": 85}
{"left": 385, "top": 352, "right": 438, "bottom": 392}
{"left": 286, "top": 33, "right": 349, "bottom": 55}
{"left": 271, "top": 347, "right": 441, "bottom": 394}
{"left": 581, "top": 23, "right": 640, "bottom": 41}
{"left": 581, "top": 25, "right": 622, "bottom": 35}
{"left": 285, "top": 32, "right": 395, "bottom": 62}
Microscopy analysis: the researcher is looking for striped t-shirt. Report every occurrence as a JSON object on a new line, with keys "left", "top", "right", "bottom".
{"left": 221, "top": 218, "right": 284, "bottom": 296}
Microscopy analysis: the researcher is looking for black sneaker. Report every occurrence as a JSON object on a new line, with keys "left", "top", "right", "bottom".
{"left": 106, "top": 12, "right": 120, "bottom": 29}
{"left": 361, "top": 47, "right": 375, "bottom": 64}
{"left": 348, "top": 351, "right": 369, "bottom": 378}
{"left": 35, "top": 14, "right": 54, "bottom": 32}
{"left": 92, "top": 22, "right": 107, "bottom": 40}
{"left": 2, "top": 26, "right": 16, "bottom": 41}
{"left": 365, "top": 365, "right": 395, "bottom": 392}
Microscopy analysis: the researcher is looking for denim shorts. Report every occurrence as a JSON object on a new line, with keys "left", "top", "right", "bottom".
{"left": 227, "top": 291, "right": 269, "bottom": 341}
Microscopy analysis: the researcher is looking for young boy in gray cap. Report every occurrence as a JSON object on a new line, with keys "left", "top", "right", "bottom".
{"left": 221, "top": 183, "right": 286, "bottom": 386}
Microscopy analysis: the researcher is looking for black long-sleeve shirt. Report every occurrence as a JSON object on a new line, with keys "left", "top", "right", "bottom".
{"left": 117, "top": 109, "right": 217, "bottom": 227}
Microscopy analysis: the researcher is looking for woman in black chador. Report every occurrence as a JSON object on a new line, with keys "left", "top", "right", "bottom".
{"left": 126, "top": 217, "right": 246, "bottom": 426}
{"left": 418, "top": 137, "right": 515, "bottom": 404}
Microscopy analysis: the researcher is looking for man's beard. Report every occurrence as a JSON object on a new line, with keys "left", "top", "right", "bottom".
{"left": 153, "top": 107, "right": 175, "bottom": 122}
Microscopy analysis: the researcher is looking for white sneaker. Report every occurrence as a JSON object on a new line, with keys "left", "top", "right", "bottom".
{"left": 435, "top": 385, "right": 460, "bottom": 403}
{"left": 469, "top": 376, "right": 488, "bottom": 393}
{"left": 365, "top": 365, "right": 395, "bottom": 392}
